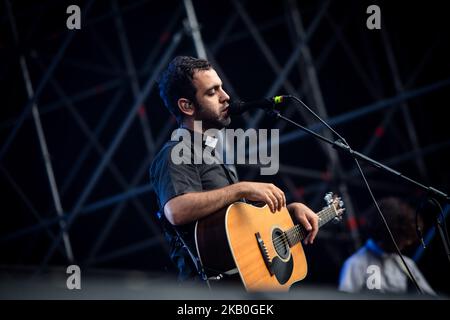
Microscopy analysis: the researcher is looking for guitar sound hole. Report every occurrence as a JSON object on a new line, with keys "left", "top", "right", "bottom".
{"left": 272, "top": 228, "right": 290, "bottom": 260}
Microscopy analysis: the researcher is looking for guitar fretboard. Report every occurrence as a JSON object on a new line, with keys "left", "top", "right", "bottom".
{"left": 284, "top": 206, "right": 337, "bottom": 247}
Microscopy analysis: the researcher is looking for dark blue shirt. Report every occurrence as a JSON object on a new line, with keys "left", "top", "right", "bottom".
{"left": 150, "top": 129, "right": 238, "bottom": 280}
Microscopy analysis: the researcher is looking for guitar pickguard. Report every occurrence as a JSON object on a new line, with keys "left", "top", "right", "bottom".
{"left": 255, "top": 231, "right": 294, "bottom": 285}
{"left": 271, "top": 255, "right": 294, "bottom": 285}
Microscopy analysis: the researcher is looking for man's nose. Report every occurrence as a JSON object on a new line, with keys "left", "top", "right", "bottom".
{"left": 220, "top": 88, "right": 230, "bottom": 102}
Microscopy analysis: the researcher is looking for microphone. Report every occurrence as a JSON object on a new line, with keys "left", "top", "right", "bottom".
{"left": 229, "top": 95, "right": 289, "bottom": 115}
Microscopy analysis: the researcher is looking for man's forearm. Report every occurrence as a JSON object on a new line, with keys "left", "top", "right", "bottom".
{"left": 164, "top": 182, "right": 245, "bottom": 225}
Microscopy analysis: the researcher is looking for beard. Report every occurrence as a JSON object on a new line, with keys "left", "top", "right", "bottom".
{"left": 194, "top": 102, "right": 231, "bottom": 130}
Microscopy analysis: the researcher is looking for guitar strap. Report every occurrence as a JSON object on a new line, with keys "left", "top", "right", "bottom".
{"left": 158, "top": 163, "right": 240, "bottom": 284}
{"left": 172, "top": 226, "right": 210, "bottom": 282}
{"left": 171, "top": 218, "right": 239, "bottom": 285}
{"left": 221, "top": 163, "right": 238, "bottom": 184}
{"left": 156, "top": 211, "right": 208, "bottom": 282}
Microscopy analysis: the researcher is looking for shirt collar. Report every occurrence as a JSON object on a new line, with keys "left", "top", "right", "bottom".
{"left": 365, "top": 238, "right": 386, "bottom": 257}
{"left": 174, "top": 127, "right": 218, "bottom": 150}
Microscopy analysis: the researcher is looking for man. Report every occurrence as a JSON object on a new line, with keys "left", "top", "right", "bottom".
{"left": 338, "top": 197, "right": 435, "bottom": 295}
{"left": 150, "top": 56, "right": 319, "bottom": 283}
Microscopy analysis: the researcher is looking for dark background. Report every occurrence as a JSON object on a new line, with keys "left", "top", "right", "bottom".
{"left": 1, "top": 0, "right": 449, "bottom": 296}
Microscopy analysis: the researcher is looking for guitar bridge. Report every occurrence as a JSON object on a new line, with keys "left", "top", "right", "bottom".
{"left": 255, "top": 232, "right": 274, "bottom": 276}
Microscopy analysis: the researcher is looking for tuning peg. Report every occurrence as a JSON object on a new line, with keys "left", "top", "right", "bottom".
{"left": 324, "top": 192, "right": 333, "bottom": 204}
{"left": 339, "top": 200, "right": 344, "bottom": 208}
{"left": 333, "top": 216, "right": 342, "bottom": 223}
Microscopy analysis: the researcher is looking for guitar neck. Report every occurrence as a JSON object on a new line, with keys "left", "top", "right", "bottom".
{"left": 284, "top": 206, "right": 337, "bottom": 247}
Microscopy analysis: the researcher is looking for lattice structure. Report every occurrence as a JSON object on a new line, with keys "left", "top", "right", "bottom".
{"left": 1, "top": 0, "right": 449, "bottom": 292}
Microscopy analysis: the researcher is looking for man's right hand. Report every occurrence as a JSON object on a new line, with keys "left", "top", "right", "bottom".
{"left": 164, "top": 181, "right": 286, "bottom": 225}
{"left": 238, "top": 181, "right": 286, "bottom": 213}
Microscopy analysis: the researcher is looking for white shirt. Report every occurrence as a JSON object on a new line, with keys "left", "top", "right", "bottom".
{"left": 339, "top": 239, "right": 436, "bottom": 295}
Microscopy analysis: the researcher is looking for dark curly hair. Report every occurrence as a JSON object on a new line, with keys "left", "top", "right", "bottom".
{"left": 365, "top": 197, "right": 418, "bottom": 252}
{"left": 158, "top": 56, "right": 212, "bottom": 124}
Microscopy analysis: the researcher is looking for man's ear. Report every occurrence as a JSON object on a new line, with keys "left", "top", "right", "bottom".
{"left": 177, "top": 98, "right": 194, "bottom": 116}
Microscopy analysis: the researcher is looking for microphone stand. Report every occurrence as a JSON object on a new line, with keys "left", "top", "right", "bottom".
{"left": 265, "top": 102, "right": 450, "bottom": 294}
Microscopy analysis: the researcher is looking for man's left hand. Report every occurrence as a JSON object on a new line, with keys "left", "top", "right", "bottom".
{"left": 287, "top": 202, "right": 319, "bottom": 244}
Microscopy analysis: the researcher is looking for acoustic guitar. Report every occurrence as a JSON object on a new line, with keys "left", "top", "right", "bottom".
{"left": 194, "top": 192, "right": 345, "bottom": 291}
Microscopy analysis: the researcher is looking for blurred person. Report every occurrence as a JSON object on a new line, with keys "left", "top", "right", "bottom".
{"left": 339, "top": 197, "right": 435, "bottom": 295}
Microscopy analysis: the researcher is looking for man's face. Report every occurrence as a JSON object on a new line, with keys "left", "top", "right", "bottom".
{"left": 192, "top": 68, "right": 231, "bottom": 130}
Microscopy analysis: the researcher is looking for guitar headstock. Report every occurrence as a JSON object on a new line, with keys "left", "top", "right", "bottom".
{"left": 324, "top": 192, "right": 345, "bottom": 223}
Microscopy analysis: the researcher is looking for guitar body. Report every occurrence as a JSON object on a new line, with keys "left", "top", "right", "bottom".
{"left": 195, "top": 202, "right": 308, "bottom": 291}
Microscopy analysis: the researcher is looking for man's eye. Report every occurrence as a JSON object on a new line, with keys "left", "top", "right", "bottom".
{"left": 207, "top": 90, "right": 215, "bottom": 96}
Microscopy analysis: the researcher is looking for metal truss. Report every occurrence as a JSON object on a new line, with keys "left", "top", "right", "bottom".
{"left": 1, "top": 0, "right": 448, "bottom": 280}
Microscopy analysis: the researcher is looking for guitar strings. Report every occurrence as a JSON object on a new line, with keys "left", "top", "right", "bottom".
{"left": 272, "top": 221, "right": 314, "bottom": 250}
{"left": 271, "top": 207, "right": 335, "bottom": 251}
{"left": 271, "top": 207, "right": 333, "bottom": 245}
{"left": 272, "top": 226, "right": 305, "bottom": 251}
